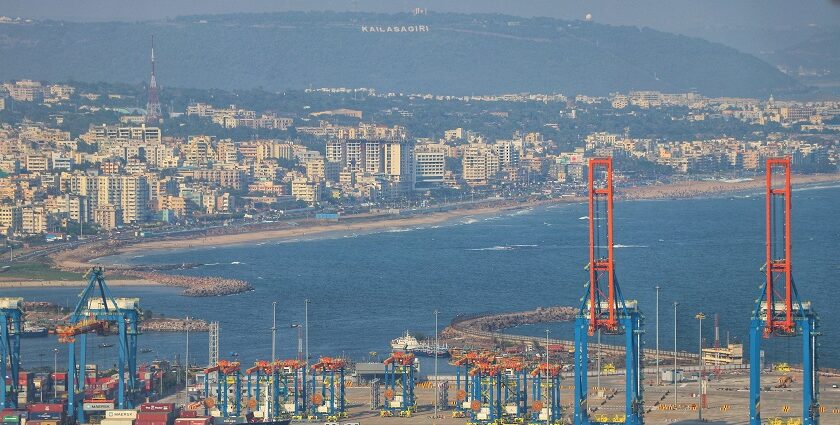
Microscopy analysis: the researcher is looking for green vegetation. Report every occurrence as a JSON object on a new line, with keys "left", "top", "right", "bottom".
{"left": 0, "top": 261, "right": 84, "bottom": 281}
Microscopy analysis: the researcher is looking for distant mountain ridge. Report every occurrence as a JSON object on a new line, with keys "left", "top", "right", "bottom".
{"left": 0, "top": 11, "right": 802, "bottom": 97}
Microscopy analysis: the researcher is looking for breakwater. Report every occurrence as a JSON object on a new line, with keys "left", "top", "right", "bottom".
{"left": 444, "top": 307, "right": 698, "bottom": 361}
{"left": 128, "top": 271, "right": 253, "bottom": 297}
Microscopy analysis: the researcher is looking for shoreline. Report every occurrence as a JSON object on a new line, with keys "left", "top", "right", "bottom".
{"left": 15, "top": 171, "right": 840, "bottom": 296}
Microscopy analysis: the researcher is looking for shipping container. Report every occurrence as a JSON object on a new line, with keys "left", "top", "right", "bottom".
{"left": 27, "top": 411, "right": 63, "bottom": 421}
{"left": 173, "top": 418, "right": 211, "bottom": 425}
{"left": 136, "top": 412, "right": 171, "bottom": 422}
{"left": 100, "top": 418, "right": 136, "bottom": 425}
{"left": 27, "top": 404, "right": 65, "bottom": 413}
{"left": 105, "top": 410, "right": 138, "bottom": 420}
{"left": 134, "top": 420, "right": 168, "bottom": 425}
{"left": 178, "top": 411, "right": 197, "bottom": 419}
{"left": 139, "top": 404, "right": 175, "bottom": 413}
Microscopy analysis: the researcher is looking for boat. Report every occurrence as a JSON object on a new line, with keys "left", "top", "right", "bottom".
{"left": 390, "top": 331, "right": 449, "bottom": 357}
{"left": 412, "top": 341, "right": 451, "bottom": 358}
{"left": 99, "top": 343, "right": 114, "bottom": 348}
{"left": 140, "top": 348, "right": 153, "bottom": 353}
{"left": 390, "top": 331, "right": 421, "bottom": 351}
{"left": 21, "top": 324, "right": 49, "bottom": 338}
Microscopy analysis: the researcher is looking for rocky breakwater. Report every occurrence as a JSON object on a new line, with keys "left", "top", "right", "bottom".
{"left": 49, "top": 239, "right": 254, "bottom": 297}
{"left": 141, "top": 317, "right": 209, "bottom": 332}
{"left": 443, "top": 306, "right": 577, "bottom": 342}
{"left": 128, "top": 271, "right": 254, "bottom": 297}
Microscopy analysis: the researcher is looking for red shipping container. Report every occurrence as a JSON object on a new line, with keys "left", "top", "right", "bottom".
{"left": 135, "top": 421, "right": 168, "bottom": 425}
{"left": 140, "top": 403, "right": 175, "bottom": 413}
{"left": 137, "top": 412, "right": 172, "bottom": 421}
{"left": 179, "top": 411, "right": 198, "bottom": 418}
{"left": 175, "top": 418, "right": 211, "bottom": 425}
{"left": 27, "top": 404, "right": 65, "bottom": 413}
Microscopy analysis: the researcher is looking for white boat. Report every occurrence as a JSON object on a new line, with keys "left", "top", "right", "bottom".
{"left": 391, "top": 331, "right": 422, "bottom": 351}
{"left": 390, "top": 331, "right": 450, "bottom": 357}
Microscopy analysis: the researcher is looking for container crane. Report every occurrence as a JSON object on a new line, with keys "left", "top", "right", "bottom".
{"left": 749, "top": 158, "right": 819, "bottom": 425}
{"left": 530, "top": 362, "right": 562, "bottom": 425}
{"left": 381, "top": 352, "right": 416, "bottom": 417}
{"left": 61, "top": 267, "right": 141, "bottom": 424}
{"left": 0, "top": 297, "right": 22, "bottom": 410}
{"left": 309, "top": 357, "right": 346, "bottom": 420}
{"left": 246, "top": 360, "right": 308, "bottom": 419}
{"left": 574, "top": 158, "right": 644, "bottom": 425}
{"left": 203, "top": 360, "right": 242, "bottom": 418}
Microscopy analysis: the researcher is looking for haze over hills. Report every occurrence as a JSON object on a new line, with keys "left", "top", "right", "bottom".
{"left": 0, "top": 12, "right": 803, "bottom": 97}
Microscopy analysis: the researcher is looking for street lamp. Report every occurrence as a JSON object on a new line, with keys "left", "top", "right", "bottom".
{"left": 270, "top": 302, "right": 277, "bottom": 420}
{"left": 655, "top": 286, "right": 660, "bottom": 386}
{"left": 434, "top": 310, "right": 440, "bottom": 420}
{"left": 53, "top": 348, "right": 59, "bottom": 398}
{"left": 545, "top": 330, "right": 550, "bottom": 412}
{"left": 291, "top": 324, "right": 303, "bottom": 362}
{"left": 185, "top": 315, "right": 190, "bottom": 408}
{"left": 673, "top": 303, "right": 678, "bottom": 405}
{"left": 304, "top": 299, "right": 310, "bottom": 412}
{"left": 696, "top": 312, "right": 706, "bottom": 421}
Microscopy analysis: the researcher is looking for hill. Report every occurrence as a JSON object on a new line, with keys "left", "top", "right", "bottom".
{"left": 0, "top": 12, "right": 802, "bottom": 97}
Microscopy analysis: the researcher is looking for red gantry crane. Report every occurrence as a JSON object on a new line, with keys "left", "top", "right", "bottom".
{"left": 749, "top": 158, "right": 819, "bottom": 425}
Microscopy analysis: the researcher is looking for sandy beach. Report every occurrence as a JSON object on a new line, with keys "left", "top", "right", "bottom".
{"left": 24, "top": 171, "right": 840, "bottom": 295}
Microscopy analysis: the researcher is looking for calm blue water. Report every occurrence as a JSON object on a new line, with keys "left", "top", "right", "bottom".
{"left": 13, "top": 184, "right": 840, "bottom": 373}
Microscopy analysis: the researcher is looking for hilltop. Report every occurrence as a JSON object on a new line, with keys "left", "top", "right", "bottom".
{"left": 0, "top": 11, "right": 801, "bottom": 97}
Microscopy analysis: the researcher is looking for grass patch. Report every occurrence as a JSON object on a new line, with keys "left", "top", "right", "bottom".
{"left": 0, "top": 262, "right": 84, "bottom": 281}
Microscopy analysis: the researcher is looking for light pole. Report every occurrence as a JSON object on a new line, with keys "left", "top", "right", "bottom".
{"left": 434, "top": 310, "right": 440, "bottom": 419}
{"left": 53, "top": 348, "right": 58, "bottom": 398}
{"left": 270, "top": 301, "right": 277, "bottom": 420}
{"left": 271, "top": 302, "right": 277, "bottom": 363}
{"left": 291, "top": 324, "right": 302, "bottom": 361}
{"left": 304, "top": 299, "right": 310, "bottom": 364}
{"left": 304, "top": 299, "right": 310, "bottom": 412}
{"left": 545, "top": 330, "right": 550, "bottom": 411}
{"left": 655, "top": 286, "right": 661, "bottom": 386}
{"left": 185, "top": 315, "right": 190, "bottom": 408}
{"left": 596, "top": 329, "right": 601, "bottom": 389}
{"left": 673, "top": 303, "right": 678, "bottom": 405}
{"left": 696, "top": 312, "right": 705, "bottom": 420}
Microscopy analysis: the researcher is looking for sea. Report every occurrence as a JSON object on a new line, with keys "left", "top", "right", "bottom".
{"left": 11, "top": 184, "right": 840, "bottom": 374}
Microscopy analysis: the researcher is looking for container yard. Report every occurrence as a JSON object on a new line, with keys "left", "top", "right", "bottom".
{"left": 2, "top": 158, "right": 836, "bottom": 425}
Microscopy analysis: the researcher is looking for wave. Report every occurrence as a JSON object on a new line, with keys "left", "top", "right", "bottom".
{"left": 385, "top": 228, "right": 412, "bottom": 233}
{"left": 204, "top": 262, "right": 220, "bottom": 266}
{"left": 510, "top": 208, "right": 533, "bottom": 216}
{"left": 461, "top": 218, "right": 479, "bottom": 225}
{"left": 467, "top": 246, "right": 515, "bottom": 251}
{"left": 613, "top": 244, "right": 648, "bottom": 248}
{"left": 578, "top": 216, "right": 588, "bottom": 220}
{"left": 467, "top": 244, "right": 538, "bottom": 251}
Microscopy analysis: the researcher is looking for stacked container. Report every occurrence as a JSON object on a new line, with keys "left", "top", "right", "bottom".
{"left": 174, "top": 418, "right": 212, "bottom": 425}
{"left": 135, "top": 403, "right": 176, "bottom": 425}
{"left": 26, "top": 403, "right": 66, "bottom": 425}
{"left": 101, "top": 409, "right": 138, "bottom": 425}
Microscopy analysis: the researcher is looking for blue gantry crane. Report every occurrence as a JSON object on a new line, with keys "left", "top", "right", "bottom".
{"left": 530, "top": 362, "right": 562, "bottom": 425}
{"left": 58, "top": 267, "right": 141, "bottom": 424}
{"left": 204, "top": 360, "right": 242, "bottom": 417}
{"left": 574, "top": 158, "right": 644, "bottom": 425}
{"left": 0, "top": 297, "right": 23, "bottom": 410}
{"left": 381, "top": 352, "right": 416, "bottom": 418}
{"left": 749, "top": 158, "right": 819, "bottom": 425}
